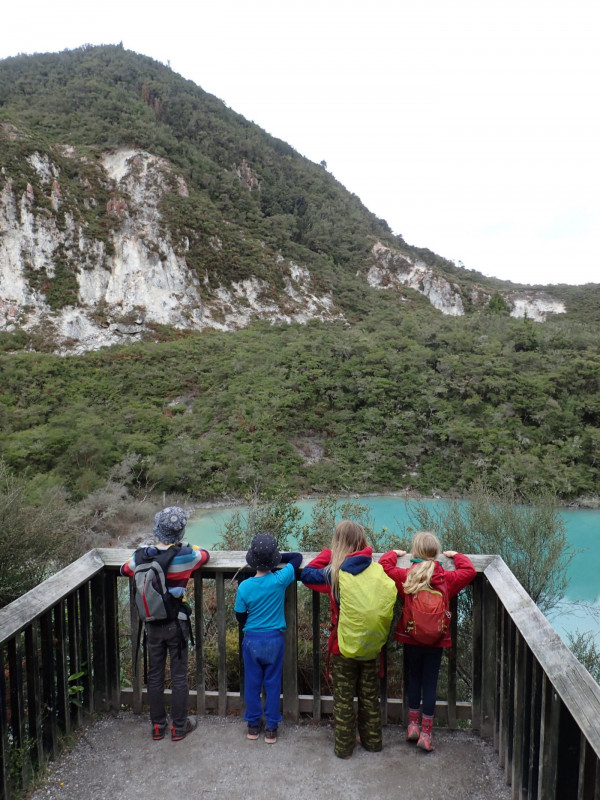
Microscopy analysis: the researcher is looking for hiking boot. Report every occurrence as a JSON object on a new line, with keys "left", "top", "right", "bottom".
{"left": 417, "top": 714, "right": 435, "bottom": 752}
{"left": 152, "top": 722, "right": 168, "bottom": 741}
{"left": 264, "top": 728, "right": 277, "bottom": 744}
{"left": 171, "top": 716, "right": 197, "bottom": 742}
{"left": 406, "top": 709, "right": 421, "bottom": 742}
{"left": 247, "top": 723, "right": 260, "bottom": 740}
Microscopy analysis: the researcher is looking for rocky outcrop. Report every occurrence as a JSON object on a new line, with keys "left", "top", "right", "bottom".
{"left": 0, "top": 146, "right": 336, "bottom": 353}
{"left": 369, "top": 242, "right": 566, "bottom": 322}
{"left": 0, "top": 142, "right": 567, "bottom": 354}
{"left": 369, "top": 243, "right": 465, "bottom": 316}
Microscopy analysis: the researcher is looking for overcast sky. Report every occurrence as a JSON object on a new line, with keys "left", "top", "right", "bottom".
{"left": 2, "top": 0, "right": 599, "bottom": 286}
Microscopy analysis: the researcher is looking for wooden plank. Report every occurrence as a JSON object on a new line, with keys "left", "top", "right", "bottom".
{"left": 77, "top": 584, "right": 92, "bottom": 715}
{"left": 54, "top": 602, "right": 69, "bottom": 736}
{"left": 527, "top": 658, "right": 542, "bottom": 799}
{"left": 485, "top": 556, "right": 600, "bottom": 760}
{"left": 471, "top": 574, "right": 483, "bottom": 733}
{"left": 103, "top": 573, "right": 120, "bottom": 710}
{"left": 0, "top": 551, "right": 105, "bottom": 644}
{"left": 512, "top": 630, "right": 526, "bottom": 800}
{"left": 90, "top": 573, "right": 108, "bottom": 712}
{"left": 538, "top": 672, "right": 560, "bottom": 800}
{"left": 0, "top": 645, "right": 11, "bottom": 800}
{"left": 193, "top": 573, "right": 206, "bottom": 715}
{"left": 282, "top": 581, "right": 299, "bottom": 722}
{"left": 24, "top": 624, "right": 43, "bottom": 770}
{"left": 39, "top": 611, "right": 58, "bottom": 761}
{"left": 8, "top": 635, "right": 30, "bottom": 790}
{"left": 216, "top": 574, "right": 227, "bottom": 716}
{"left": 481, "top": 577, "right": 497, "bottom": 740}
{"left": 98, "top": 548, "right": 495, "bottom": 572}
{"left": 312, "top": 590, "right": 321, "bottom": 721}
{"left": 578, "top": 736, "right": 599, "bottom": 800}
{"left": 128, "top": 581, "right": 142, "bottom": 714}
{"left": 504, "top": 620, "right": 516, "bottom": 785}
{"left": 67, "top": 594, "right": 83, "bottom": 729}
{"left": 447, "top": 595, "right": 458, "bottom": 730}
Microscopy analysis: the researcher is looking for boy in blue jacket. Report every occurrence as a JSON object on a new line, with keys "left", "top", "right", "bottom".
{"left": 234, "top": 533, "right": 301, "bottom": 744}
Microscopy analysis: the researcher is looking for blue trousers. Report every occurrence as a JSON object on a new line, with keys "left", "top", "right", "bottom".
{"left": 242, "top": 630, "right": 285, "bottom": 729}
{"left": 404, "top": 644, "right": 444, "bottom": 717}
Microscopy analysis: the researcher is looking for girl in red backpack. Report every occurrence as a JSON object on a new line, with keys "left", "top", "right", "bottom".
{"left": 379, "top": 531, "right": 475, "bottom": 752}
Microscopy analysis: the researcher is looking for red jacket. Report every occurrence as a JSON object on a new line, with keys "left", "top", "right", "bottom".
{"left": 301, "top": 545, "right": 374, "bottom": 656}
{"left": 378, "top": 551, "right": 476, "bottom": 648}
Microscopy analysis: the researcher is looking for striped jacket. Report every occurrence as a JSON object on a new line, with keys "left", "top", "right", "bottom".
{"left": 121, "top": 543, "right": 210, "bottom": 600}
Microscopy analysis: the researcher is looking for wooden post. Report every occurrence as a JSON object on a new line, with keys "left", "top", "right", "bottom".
{"left": 538, "top": 673, "right": 559, "bottom": 799}
{"left": 128, "top": 580, "right": 143, "bottom": 714}
{"left": 193, "top": 572, "right": 206, "bottom": 715}
{"left": 39, "top": 610, "right": 58, "bottom": 761}
{"left": 24, "top": 624, "right": 44, "bottom": 769}
{"left": 471, "top": 573, "right": 483, "bottom": 733}
{"left": 481, "top": 577, "right": 497, "bottom": 740}
{"left": 216, "top": 573, "right": 227, "bottom": 716}
{"left": 311, "top": 591, "right": 321, "bottom": 721}
{"left": 67, "top": 593, "right": 83, "bottom": 729}
{"left": 447, "top": 594, "right": 458, "bottom": 729}
{"left": 104, "top": 572, "right": 120, "bottom": 711}
{"left": 54, "top": 601, "right": 69, "bottom": 736}
{"left": 8, "top": 635, "right": 30, "bottom": 790}
{"left": 0, "top": 645, "right": 11, "bottom": 800}
{"left": 78, "top": 584, "right": 93, "bottom": 715}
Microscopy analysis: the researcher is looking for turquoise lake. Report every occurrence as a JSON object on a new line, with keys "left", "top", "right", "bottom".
{"left": 186, "top": 496, "right": 600, "bottom": 642}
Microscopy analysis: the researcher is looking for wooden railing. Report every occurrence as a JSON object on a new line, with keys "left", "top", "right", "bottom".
{"left": 1, "top": 549, "right": 600, "bottom": 800}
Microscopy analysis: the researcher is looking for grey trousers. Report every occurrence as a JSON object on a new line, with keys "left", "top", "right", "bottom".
{"left": 146, "top": 619, "right": 190, "bottom": 730}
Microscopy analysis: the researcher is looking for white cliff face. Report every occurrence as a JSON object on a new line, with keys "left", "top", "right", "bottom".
{"left": 369, "top": 243, "right": 465, "bottom": 316}
{"left": 508, "top": 295, "right": 566, "bottom": 322}
{"left": 369, "top": 242, "right": 567, "bottom": 322}
{"left": 0, "top": 147, "right": 335, "bottom": 353}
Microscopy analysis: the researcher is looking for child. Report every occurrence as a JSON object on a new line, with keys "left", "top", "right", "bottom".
{"left": 301, "top": 520, "right": 388, "bottom": 759}
{"left": 234, "top": 533, "right": 302, "bottom": 744}
{"left": 121, "top": 506, "right": 210, "bottom": 741}
{"left": 379, "top": 531, "right": 476, "bottom": 752}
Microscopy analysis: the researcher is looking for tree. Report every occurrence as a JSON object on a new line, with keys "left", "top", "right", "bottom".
{"left": 0, "top": 461, "right": 78, "bottom": 607}
{"left": 404, "top": 479, "right": 573, "bottom": 613}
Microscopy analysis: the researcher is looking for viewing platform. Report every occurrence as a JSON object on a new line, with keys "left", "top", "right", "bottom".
{"left": 2, "top": 550, "right": 600, "bottom": 800}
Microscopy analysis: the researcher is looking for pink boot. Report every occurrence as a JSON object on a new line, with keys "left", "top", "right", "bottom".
{"left": 406, "top": 709, "right": 421, "bottom": 742}
{"left": 417, "top": 714, "right": 435, "bottom": 752}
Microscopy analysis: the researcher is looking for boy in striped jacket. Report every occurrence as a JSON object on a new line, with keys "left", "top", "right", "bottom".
{"left": 121, "top": 506, "right": 210, "bottom": 741}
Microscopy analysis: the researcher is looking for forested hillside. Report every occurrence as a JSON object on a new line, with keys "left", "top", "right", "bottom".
{"left": 2, "top": 299, "right": 599, "bottom": 502}
{"left": 0, "top": 45, "right": 599, "bottom": 506}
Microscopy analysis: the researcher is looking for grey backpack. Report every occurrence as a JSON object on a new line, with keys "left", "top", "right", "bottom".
{"left": 133, "top": 543, "right": 182, "bottom": 622}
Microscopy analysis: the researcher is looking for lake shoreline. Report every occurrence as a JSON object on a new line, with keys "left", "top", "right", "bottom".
{"left": 188, "top": 488, "right": 600, "bottom": 517}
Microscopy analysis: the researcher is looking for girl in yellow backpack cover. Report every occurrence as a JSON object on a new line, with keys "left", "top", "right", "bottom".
{"left": 379, "top": 531, "right": 475, "bottom": 752}
{"left": 301, "top": 520, "right": 393, "bottom": 759}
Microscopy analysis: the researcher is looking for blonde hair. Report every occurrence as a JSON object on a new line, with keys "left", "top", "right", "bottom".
{"left": 327, "top": 520, "right": 368, "bottom": 598}
{"left": 403, "top": 531, "right": 441, "bottom": 595}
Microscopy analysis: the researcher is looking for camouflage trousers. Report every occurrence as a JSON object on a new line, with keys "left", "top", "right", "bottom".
{"left": 331, "top": 653, "right": 382, "bottom": 758}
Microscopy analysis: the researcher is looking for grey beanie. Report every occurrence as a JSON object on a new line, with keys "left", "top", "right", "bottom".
{"left": 246, "top": 533, "right": 281, "bottom": 571}
{"left": 153, "top": 506, "right": 187, "bottom": 544}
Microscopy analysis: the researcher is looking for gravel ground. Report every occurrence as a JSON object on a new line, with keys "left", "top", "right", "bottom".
{"left": 26, "top": 712, "right": 512, "bottom": 800}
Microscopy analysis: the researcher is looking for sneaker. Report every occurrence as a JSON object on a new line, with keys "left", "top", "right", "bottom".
{"left": 171, "top": 716, "right": 197, "bottom": 742}
{"left": 264, "top": 728, "right": 277, "bottom": 744}
{"left": 152, "top": 722, "right": 167, "bottom": 741}
{"left": 247, "top": 723, "right": 260, "bottom": 740}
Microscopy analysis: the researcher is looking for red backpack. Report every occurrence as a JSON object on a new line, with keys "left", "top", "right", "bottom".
{"left": 403, "top": 584, "right": 451, "bottom": 646}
